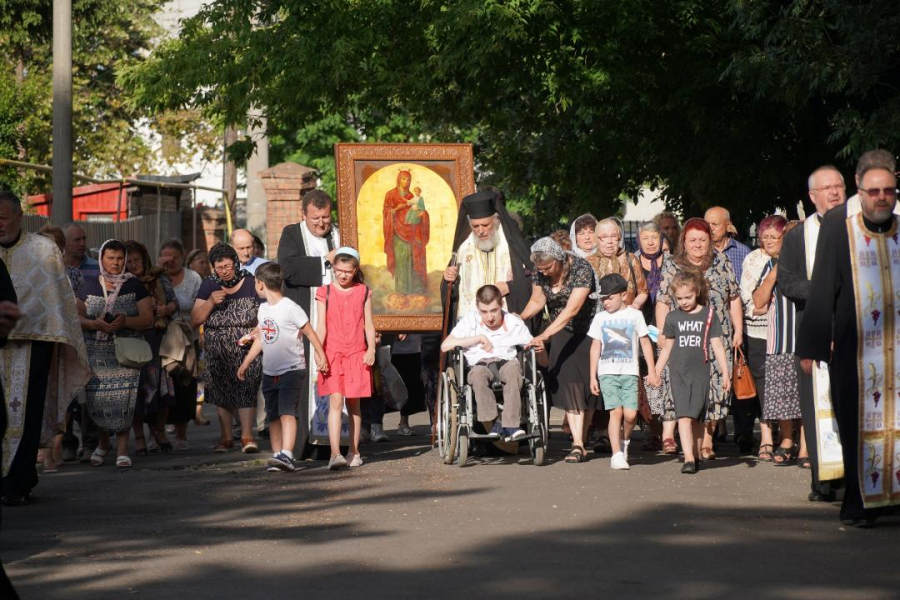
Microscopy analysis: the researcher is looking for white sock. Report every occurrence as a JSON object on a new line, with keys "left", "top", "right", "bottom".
{"left": 282, "top": 449, "right": 294, "bottom": 459}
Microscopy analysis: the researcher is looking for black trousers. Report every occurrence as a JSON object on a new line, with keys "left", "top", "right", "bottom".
{"left": 797, "top": 357, "right": 840, "bottom": 497}
{"left": 732, "top": 337, "right": 766, "bottom": 438}
{"left": 2, "top": 341, "right": 52, "bottom": 498}
{"left": 394, "top": 353, "right": 425, "bottom": 418}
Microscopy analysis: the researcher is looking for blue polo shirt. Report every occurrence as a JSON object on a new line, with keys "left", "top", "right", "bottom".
{"left": 240, "top": 255, "right": 270, "bottom": 276}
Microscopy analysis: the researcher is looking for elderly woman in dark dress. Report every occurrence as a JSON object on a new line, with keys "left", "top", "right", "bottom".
{"left": 190, "top": 243, "right": 262, "bottom": 453}
{"left": 520, "top": 237, "right": 599, "bottom": 463}
{"left": 655, "top": 218, "right": 743, "bottom": 459}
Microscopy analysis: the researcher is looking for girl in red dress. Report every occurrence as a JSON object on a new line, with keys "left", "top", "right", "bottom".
{"left": 316, "top": 247, "right": 377, "bottom": 470}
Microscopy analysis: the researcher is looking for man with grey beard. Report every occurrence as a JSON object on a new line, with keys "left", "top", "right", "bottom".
{"left": 442, "top": 190, "right": 533, "bottom": 327}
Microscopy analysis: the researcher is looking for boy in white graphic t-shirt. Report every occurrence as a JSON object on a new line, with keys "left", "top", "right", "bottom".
{"left": 588, "top": 273, "right": 659, "bottom": 471}
{"left": 238, "top": 262, "right": 328, "bottom": 472}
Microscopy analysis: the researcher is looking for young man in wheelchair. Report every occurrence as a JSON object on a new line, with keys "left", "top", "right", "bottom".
{"left": 441, "top": 285, "right": 534, "bottom": 442}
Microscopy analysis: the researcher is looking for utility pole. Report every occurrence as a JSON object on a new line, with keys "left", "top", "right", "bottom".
{"left": 51, "top": 0, "right": 73, "bottom": 226}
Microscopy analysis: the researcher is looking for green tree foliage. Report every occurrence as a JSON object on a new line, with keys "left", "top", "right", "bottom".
{"left": 124, "top": 0, "right": 900, "bottom": 233}
{"left": 0, "top": 0, "right": 219, "bottom": 197}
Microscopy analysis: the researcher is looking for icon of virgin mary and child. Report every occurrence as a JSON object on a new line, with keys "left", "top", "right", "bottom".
{"left": 383, "top": 169, "right": 430, "bottom": 295}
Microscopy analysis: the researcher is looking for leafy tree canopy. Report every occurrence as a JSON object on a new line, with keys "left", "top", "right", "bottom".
{"left": 0, "top": 0, "right": 219, "bottom": 198}
{"left": 124, "top": 0, "right": 900, "bottom": 233}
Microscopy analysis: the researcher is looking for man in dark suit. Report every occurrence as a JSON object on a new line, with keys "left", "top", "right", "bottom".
{"left": 277, "top": 190, "right": 340, "bottom": 459}
{"left": 779, "top": 165, "right": 847, "bottom": 501}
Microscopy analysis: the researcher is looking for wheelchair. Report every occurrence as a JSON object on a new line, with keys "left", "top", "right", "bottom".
{"left": 437, "top": 346, "right": 549, "bottom": 467}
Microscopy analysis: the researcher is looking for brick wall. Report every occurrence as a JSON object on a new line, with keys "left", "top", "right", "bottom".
{"left": 261, "top": 162, "right": 317, "bottom": 259}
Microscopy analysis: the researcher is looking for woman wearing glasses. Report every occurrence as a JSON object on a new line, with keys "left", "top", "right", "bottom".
{"left": 583, "top": 218, "right": 648, "bottom": 454}
{"left": 749, "top": 216, "right": 809, "bottom": 467}
{"left": 191, "top": 243, "right": 263, "bottom": 453}
{"left": 738, "top": 217, "right": 781, "bottom": 461}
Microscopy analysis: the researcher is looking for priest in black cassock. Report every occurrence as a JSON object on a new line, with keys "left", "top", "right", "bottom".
{"left": 278, "top": 189, "right": 341, "bottom": 460}
{"left": 441, "top": 188, "right": 533, "bottom": 330}
{"left": 797, "top": 164, "right": 900, "bottom": 527}
{"left": 779, "top": 165, "right": 847, "bottom": 502}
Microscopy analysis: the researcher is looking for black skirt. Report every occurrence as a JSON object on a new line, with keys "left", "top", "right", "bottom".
{"left": 546, "top": 328, "right": 601, "bottom": 411}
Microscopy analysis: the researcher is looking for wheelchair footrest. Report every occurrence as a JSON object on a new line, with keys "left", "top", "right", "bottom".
{"left": 466, "top": 431, "right": 542, "bottom": 441}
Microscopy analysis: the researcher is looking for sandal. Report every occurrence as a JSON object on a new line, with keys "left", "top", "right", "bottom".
{"left": 134, "top": 436, "right": 149, "bottom": 457}
{"left": 564, "top": 446, "right": 586, "bottom": 464}
{"left": 592, "top": 435, "right": 612, "bottom": 454}
{"left": 758, "top": 443, "right": 774, "bottom": 462}
{"left": 641, "top": 436, "right": 663, "bottom": 453}
{"left": 397, "top": 424, "right": 415, "bottom": 436}
{"left": 90, "top": 447, "right": 109, "bottom": 467}
{"left": 662, "top": 438, "right": 678, "bottom": 455}
{"left": 797, "top": 456, "right": 812, "bottom": 469}
{"left": 154, "top": 430, "right": 173, "bottom": 453}
{"left": 213, "top": 440, "right": 234, "bottom": 453}
{"left": 241, "top": 439, "right": 259, "bottom": 454}
{"left": 116, "top": 455, "right": 132, "bottom": 468}
{"left": 773, "top": 443, "right": 798, "bottom": 466}
{"left": 700, "top": 447, "right": 716, "bottom": 461}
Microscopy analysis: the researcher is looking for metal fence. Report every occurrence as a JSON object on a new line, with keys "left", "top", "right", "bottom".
{"left": 23, "top": 213, "right": 182, "bottom": 257}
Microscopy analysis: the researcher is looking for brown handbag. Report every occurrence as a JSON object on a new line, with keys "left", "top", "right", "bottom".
{"left": 732, "top": 346, "right": 757, "bottom": 399}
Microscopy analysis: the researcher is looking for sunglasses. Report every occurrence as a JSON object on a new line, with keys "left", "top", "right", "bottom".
{"left": 859, "top": 187, "right": 898, "bottom": 198}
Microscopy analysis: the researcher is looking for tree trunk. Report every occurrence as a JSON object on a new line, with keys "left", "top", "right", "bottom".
{"left": 223, "top": 126, "right": 238, "bottom": 226}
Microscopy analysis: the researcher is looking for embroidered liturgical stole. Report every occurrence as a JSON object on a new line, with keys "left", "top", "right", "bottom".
{"left": 804, "top": 217, "right": 844, "bottom": 481}
{"left": 846, "top": 213, "right": 900, "bottom": 508}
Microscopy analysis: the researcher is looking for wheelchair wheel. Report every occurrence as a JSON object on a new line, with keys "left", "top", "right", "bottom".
{"left": 439, "top": 368, "right": 459, "bottom": 465}
{"left": 458, "top": 428, "right": 469, "bottom": 467}
{"left": 527, "top": 382, "right": 549, "bottom": 466}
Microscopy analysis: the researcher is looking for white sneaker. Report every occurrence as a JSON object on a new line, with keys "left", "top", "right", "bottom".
{"left": 328, "top": 454, "right": 348, "bottom": 470}
{"left": 611, "top": 451, "right": 630, "bottom": 470}
{"left": 345, "top": 453, "right": 363, "bottom": 468}
{"left": 371, "top": 424, "right": 390, "bottom": 443}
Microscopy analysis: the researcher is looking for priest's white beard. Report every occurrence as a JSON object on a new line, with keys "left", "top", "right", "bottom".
{"left": 475, "top": 229, "right": 500, "bottom": 252}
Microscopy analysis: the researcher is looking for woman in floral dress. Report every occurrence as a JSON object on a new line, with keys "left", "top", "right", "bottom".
{"left": 655, "top": 218, "right": 743, "bottom": 459}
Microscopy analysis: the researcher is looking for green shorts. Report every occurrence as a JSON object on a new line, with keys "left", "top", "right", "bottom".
{"left": 599, "top": 375, "right": 639, "bottom": 411}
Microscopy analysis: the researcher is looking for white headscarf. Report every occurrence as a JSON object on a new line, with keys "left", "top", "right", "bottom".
{"left": 97, "top": 239, "right": 134, "bottom": 340}
{"left": 569, "top": 213, "right": 598, "bottom": 259}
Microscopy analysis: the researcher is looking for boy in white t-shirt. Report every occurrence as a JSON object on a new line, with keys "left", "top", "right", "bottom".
{"left": 238, "top": 262, "right": 328, "bottom": 472}
{"left": 588, "top": 274, "right": 659, "bottom": 470}
{"left": 441, "top": 285, "right": 533, "bottom": 442}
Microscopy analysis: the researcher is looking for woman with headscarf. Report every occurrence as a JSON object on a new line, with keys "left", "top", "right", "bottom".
{"left": 76, "top": 240, "right": 153, "bottom": 468}
{"left": 520, "top": 237, "right": 599, "bottom": 463}
{"left": 586, "top": 218, "right": 648, "bottom": 309}
{"left": 190, "top": 242, "right": 262, "bottom": 453}
{"left": 569, "top": 214, "right": 598, "bottom": 259}
{"left": 655, "top": 218, "right": 743, "bottom": 459}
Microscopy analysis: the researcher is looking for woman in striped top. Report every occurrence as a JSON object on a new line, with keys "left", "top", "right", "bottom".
{"left": 752, "top": 217, "right": 808, "bottom": 467}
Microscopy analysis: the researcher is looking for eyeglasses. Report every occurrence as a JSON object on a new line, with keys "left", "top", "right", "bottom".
{"left": 214, "top": 264, "right": 234, "bottom": 272}
{"left": 760, "top": 235, "right": 782, "bottom": 242}
{"left": 859, "top": 187, "right": 898, "bottom": 198}
{"left": 333, "top": 268, "right": 356, "bottom": 276}
{"left": 811, "top": 184, "right": 845, "bottom": 193}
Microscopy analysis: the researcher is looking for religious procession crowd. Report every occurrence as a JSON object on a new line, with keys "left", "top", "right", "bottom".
{"left": 1, "top": 150, "right": 899, "bottom": 529}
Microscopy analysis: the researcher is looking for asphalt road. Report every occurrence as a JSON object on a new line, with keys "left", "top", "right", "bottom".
{"left": 2, "top": 408, "right": 898, "bottom": 600}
